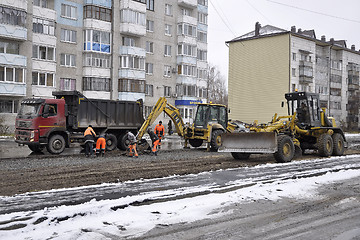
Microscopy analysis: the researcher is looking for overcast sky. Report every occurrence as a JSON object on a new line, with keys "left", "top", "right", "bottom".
{"left": 208, "top": 0, "right": 360, "bottom": 81}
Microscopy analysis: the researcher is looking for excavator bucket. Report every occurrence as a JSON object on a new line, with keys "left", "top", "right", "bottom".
{"left": 219, "top": 132, "right": 278, "bottom": 153}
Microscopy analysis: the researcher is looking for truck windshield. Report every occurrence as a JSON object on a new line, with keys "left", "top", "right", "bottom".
{"left": 18, "top": 104, "right": 41, "bottom": 119}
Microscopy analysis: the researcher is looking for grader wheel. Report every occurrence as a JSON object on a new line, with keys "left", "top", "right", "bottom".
{"left": 274, "top": 135, "right": 295, "bottom": 163}
{"left": 317, "top": 134, "right": 333, "bottom": 157}
{"left": 332, "top": 133, "right": 345, "bottom": 156}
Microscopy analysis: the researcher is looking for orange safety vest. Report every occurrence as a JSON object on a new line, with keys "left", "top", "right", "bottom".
{"left": 84, "top": 127, "right": 95, "bottom": 136}
{"left": 154, "top": 124, "right": 164, "bottom": 136}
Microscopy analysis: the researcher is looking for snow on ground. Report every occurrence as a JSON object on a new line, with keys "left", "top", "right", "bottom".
{"left": 1, "top": 163, "right": 360, "bottom": 239}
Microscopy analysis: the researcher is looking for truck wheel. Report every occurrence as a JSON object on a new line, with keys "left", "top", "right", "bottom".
{"left": 117, "top": 133, "right": 128, "bottom": 150}
{"left": 274, "top": 135, "right": 295, "bottom": 163}
{"left": 210, "top": 130, "right": 223, "bottom": 151}
{"left": 317, "top": 134, "right": 333, "bottom": 157}
{"left": 189, "top": 139, "right": 203, "bottom": 148}
{"left": 28, "top": 145, "right": 44, "bottom": 153}
{"left": 46, "top": 135, "right": 65, "bottom": 154}
{"left": 332, "top": 133, "right": 344, "bottom": 156}
{"left": 106, "top": 134, "right": 117, "bottom": 151}
{"left": 231, "top": 152, "right": 251, "bottom": 160}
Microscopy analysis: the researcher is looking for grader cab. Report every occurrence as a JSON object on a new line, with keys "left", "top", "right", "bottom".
{"left": 220, "top": 92, "right": 346, "bottom": 162}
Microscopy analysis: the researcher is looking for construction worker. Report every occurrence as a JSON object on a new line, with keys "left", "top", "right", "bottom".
{"left": 84, "top": 125, "right": 96, "bottom": 157}
{"left": 126, "top": 131, "right": 138, "bottom": 158}
{"left": 96, "top": 133, "right": 106, "bottom": 157}
{"left": 147, "top": 128, "right": 159, "bottom": 156}
{"left": 154, "top": 120, "right": 165, "bottom": 148}
{"left": 168, "top": 120, "right": 173, "bottom": 135}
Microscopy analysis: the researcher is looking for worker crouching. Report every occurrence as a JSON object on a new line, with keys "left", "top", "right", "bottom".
{"left": 84, "top": 125, "right": 96, "bottom": 157}
{"left": 126, "top": 131, "right": 138, "bottom": 158}
{"left": 96, "top": 133, "right": 106, "bottom": 157}
{"left": 147, "top": 128, "right": 159, "bottom": 156}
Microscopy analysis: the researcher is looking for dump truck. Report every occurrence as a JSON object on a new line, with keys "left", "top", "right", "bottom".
{"left": 136, "top": 97, "right": 241, "bottom": 151}
{"left": 220, "top": 92, "right": 346, "bottom": 162}
{"left": 15, "top": 91, "right": 144, "bottom": 154}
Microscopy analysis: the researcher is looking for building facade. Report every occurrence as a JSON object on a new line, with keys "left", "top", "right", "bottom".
{"left": 0, "top": 0, "right": 209, "bottom": 132}
{"left": 227, "top": 23, "right": 360, "bottom": 130}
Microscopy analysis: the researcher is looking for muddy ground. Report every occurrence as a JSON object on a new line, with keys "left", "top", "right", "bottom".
{"left": 1, "top": 143, "right": 360, "bottom": 197}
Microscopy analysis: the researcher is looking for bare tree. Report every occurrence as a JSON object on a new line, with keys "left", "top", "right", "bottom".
{"left": 207, "top": 64, "right": 228, "bottom": 105}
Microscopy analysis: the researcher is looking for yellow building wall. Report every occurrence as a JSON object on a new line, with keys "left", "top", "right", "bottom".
{"left": 228, "top": 34, "right": 290, "bottom": 124}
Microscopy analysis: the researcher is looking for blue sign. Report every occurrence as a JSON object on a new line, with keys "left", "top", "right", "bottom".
{"left": 175, "top": 100, "right": 202, "bottom": 106}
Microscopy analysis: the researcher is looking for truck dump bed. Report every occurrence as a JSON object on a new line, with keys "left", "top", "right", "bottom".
{"left": 53, "top": 91, "right": 144, "bottom": 130}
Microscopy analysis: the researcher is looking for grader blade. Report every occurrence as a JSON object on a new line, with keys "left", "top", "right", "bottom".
{"left": 219, "top": 132, "right": 278, "bottom": 153}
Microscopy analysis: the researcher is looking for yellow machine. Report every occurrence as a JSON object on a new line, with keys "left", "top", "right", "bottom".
{"left": 136, "top": 97, "right": 239, "bottom": 151}
{"left": 220, "top": 92, "right": 346, "bottom": 162}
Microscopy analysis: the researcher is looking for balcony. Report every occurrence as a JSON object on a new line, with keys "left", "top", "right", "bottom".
{"left": 33, "top": 6, "right": 56, "bottom": 20}
{"left": 348, "top": 83, "right": 359, "bottom": 90}
{"left": 119, "top": 46, "right": 146, "bottom": 57}
{"left": 0, "top": 53, "right": 26, "bottom": 67}
{"left": 0, "top": 24, "right": 27, "bottom": 41}
{"left": 299, "top": 76, "right": 313, "bottom": 84}
{"left": 2, "top": 0, "right": 27, "bottom": 10}
{"left": 178, "top": 0, "right": 197, "bottom": 8}
{"left": 299, "top": 60, "right": 312, "bottom": 67}
{"left": 177, "top": 15, "right": 197, "bottom": 25}
{"left": 119, "top": 23, "right": 146, "bottom": 37}
{"left": 118, "top": 69, "right": 145, "bottom": 80}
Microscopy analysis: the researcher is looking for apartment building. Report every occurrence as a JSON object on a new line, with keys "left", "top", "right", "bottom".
{"left": 227, "top": 22, "right": 360, "bottom": 130}
{"left": 0, "top": 0, "right": 209, "bottom": 132}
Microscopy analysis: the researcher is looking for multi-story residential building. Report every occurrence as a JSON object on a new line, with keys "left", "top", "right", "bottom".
{"left": 227, "top": 22, "right": 360, "bottom": 130}
{"left": 0, "top": 0, "right": 209, "bottom": 132}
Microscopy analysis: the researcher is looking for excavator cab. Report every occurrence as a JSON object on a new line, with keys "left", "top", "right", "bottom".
{"left": 285, "top": 92, "right": 321, "bottom": 128}
{"left": 194, "top": 104, "right": 227, "bottom": 130}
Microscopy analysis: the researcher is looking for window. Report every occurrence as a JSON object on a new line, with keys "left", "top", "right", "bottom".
{"left": 164, "top": 65, "right": 171, "bottom": 77}
{"left": 0, "top": 41, "right": 19, "bottom": 54}
{"left": 61, "top": 4, "right": 77, "bottom": 19}
{"left": 197, "top": 12, "right": 207, "bottom": 25}
{"left": 122, "top": 36, "right": 135, "bottom": 47}
{"left": 178, "top": 64, "right": 196, "bottom": 77}
{"left": 145, "top": 106, "right": 153, "bottom": 117}
{"left": 120, "top": 9, "right": 145, "bottom": 26}
{"left": 197, "top": 49, "right": 207, "bottom": 61}
{"left": 0, "top": 99, "right": 19, "bottom": 113}
{"left": 165, "top": 24, "right": 172, "bottom": 36}
{"left": 60, "top": 53, "right": 76, "bottom": 67}
{"left": 197, "top": 31, "right": 207, "bottom": 42}
{"left": 0, "top": 6, "right": 26, "bottom": 27}
{"left": 198, "top": 0, "right": 208, "bottom": 6}
{"left": 292, "top": 68, "right": 296, "bottom": 77}
{"left": 146, "top": 20, "right": 154, "bottom": 32}
{"left": 84, "top": 29, "right": 111, "bottom": 53}
{"left": 120, "top": 55, "right": 145, "bottom": 70}
{"left": 0, "top": 66, "right": 24, "bottom": 83}
{"left": 176, "top": 84, "right": 196, "bottom": 97}
{"left": 164, "top": 45, "right": 171, "bottom": 56}
{"left": 83, "top": 53, "right": 111, "bottom": 68}
{"left": 32, "top": 72, "right": 54, "bottom": 86}
{"left": 60, "top": 78, "right": 76, "bottom": 91}
{"left": 145, "top": 84, "right": 153, "bottom": 96}
{"left": 197, "top": 68, "right": 207, "bottom": 79}
{"left": 83, "top": 77, "right": 111, "bottom": 91}
{"left": 34, "top": 0, "right": 48, "bottom": 8}
{"left": 61, "top": 29, "right": 77, "bottom": 43}
{"left": 292, "top": 53, "right": 296, "bottom": 61}
{"left": 299, "top": 66, "right": 313, "bottom": 78}
{"left": 178, "top": 23, "right": 197, "bottom": 37}
{"left": 146, "top": 41, "right": 154, "bottom": 53}
{"left": 182, "top": 8, "right": 192, "bottom": 16}
{"left": 84, "top": 5, "right": 112, "bottom": 22}
{"left": 165, "top": 4, "right": 172, "bottom": 16}
{"left": 118, "top": 79, "right": 145, "bottom": 93}
{"left": 32, "top": 45, "right": 55, "bottom": 61}
{"left": 164, "top": 86, "right": 171, "bottom": 97}
{"left": 178, "top": 43, "right": 196, "bottom": 57}
{"left": 146, "top": 63, "right": 153, "bottom": 74}
{"left": 146, "top": 0, "right": 154, "bottom": 11}
{"left": 33, "top": 17, "right": 55, "bottom": 35}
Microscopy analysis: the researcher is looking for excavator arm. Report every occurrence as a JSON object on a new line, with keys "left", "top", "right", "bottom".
{"left": 136, "top": 97, "right": 186, "bottom": 141}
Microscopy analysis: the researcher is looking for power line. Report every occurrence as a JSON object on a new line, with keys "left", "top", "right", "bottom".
{"left": 209, "top": 0, "right": 237, "bottom": 37}
{"left": 245, "top": 0, "right": 273, "bottom": 24}
{"left": 267, "top": 0, "right": 360, "bottom": 24}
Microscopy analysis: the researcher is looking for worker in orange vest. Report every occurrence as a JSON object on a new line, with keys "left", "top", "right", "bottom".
{"left": 154, "top": 120, "right": 165, "bottom": 149}
{"left": 84, "top": 125, "right": 96, "bottom": 157}
{"left": 148, "top": 128, "right": 159, "bottom": 156}
{"left": 96, "top": 133, "right": 106, "bottom": 157}
{"left": 126, "top": 130, "right": 138, "bottom": 158}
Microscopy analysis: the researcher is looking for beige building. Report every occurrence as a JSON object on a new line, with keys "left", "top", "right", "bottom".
{"left": 227, "top": 23, "right": 360, "bottom": 130}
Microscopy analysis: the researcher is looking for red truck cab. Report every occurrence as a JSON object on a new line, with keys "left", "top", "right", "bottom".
{"left": 15, "top": 98, "right": 66, "bottom": 153}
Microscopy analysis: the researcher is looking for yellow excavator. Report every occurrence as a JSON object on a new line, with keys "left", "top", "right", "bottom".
{"left": 220, "top": 92, "right": 346, "bottom": 162}
{"left": 136, "top": 97, "right": 240, "bottom": 151}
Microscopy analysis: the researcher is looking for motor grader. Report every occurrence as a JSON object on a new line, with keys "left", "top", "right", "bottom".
{"left": 135, "top": 97, "right": 240, "bottom": 151}
{"left": 219, "top": 91, "right": 346, "bottom": 162}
